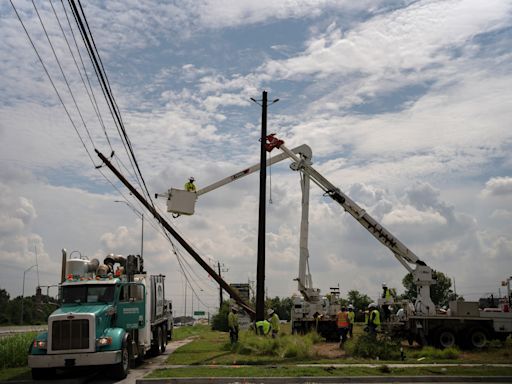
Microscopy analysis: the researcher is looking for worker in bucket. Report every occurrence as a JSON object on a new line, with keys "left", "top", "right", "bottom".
{"left": 268, "top": 309, "right": 280, "bottom": 338}
{"left": 336, "top": 306, "right": 350, "bottom": 347}
{"left": 184, "top": 176, "right": 196, "bottom": 192}
{"left": 228, "top": 307, "right": 239, "bottom": 344}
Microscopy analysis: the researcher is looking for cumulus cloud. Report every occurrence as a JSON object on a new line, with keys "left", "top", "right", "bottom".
{"left": 482, "top": 176, "right": 512, "bottom": 197}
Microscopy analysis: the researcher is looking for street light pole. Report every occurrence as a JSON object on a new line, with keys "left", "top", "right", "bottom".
{"left": 114, "top": 200, "right": 144, "bottom": 259}
{"left": 21, "top": 264, "right": 37, "bottom": 325}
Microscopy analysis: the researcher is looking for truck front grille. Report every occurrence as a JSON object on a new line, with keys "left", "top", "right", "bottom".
{"left": 51, "top": 319, "right": 90, "bottom": 350}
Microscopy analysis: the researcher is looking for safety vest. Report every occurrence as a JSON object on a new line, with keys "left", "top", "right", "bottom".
{"left": 336, "top": 311, "right": 349, "bottom": 328}
{"left": 256, "top": 320, "right": 271, "bottom": 334}
{"left": 184, "top": 181, "right": 196, "bottom": 192}
{"left": 348, "top": 310, "right": 355, "bottom": 323}
{"left": 228, "top": 312, "right": 238, "bottom": 328}
{"left": 370, "top": 309, "right": 381, "bottom": 326}
{"left": 270, "top": 313, "right": 280, "bottom": 332}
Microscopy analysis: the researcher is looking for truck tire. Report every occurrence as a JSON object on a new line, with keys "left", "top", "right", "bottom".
{"left": 436, "top": 329, "right": 456, "bottom": 349}
{"left": 160, "top": 326, "right": 167, "bottom": 353}
{"left": 468, "top": 327, "right": 488, "bottom": 349}
{"left": 150, "top": 327, "right": 163, "bottom": 356}
{"left": 31, "top": 368, "right": 55, "bottom": 380}
{"left": 111, "top": 343, "right": 130, "bottom": 379}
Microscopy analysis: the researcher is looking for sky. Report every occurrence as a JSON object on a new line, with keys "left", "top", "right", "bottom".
{"left": 1, "top": 0, "right": 511, "bottom": 317}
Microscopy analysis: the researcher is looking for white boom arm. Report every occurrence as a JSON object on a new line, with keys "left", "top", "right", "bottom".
{"left": 266, "top": 134, "right": 436, "bottom": 315}
{"left": 159, "top": 144, "right": 320, "bottom": 301}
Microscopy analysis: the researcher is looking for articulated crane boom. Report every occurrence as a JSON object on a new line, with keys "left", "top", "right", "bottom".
{"left": 265, "top": 134, "right": 437, "bottom": 316}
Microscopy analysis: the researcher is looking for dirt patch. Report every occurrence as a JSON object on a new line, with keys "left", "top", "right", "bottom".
{"left": 313, "top": 342, "right": 347, "bottom": 358}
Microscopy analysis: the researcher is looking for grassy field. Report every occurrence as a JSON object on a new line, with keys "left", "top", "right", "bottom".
{"left": 165, "top": 323, "right": 512, "bottom": 366}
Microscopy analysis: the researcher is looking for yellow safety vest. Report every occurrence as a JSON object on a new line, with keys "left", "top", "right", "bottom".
{"left": 270, "top": 313, "right": 280, "bottom": 332}
{"left": 184, "top": 181, "right": 196, "bottom": 192}
{"left": 370, "top": 309, "right": 381, "bottom": 326}
{"left": 256, "top": 320, "right": 271, "bottom": 334}
{"left": 228, "top": 312, "right": 238, "bottom": 328}
{"left": 348, "top": 310, "right": 355, "bottom": 323}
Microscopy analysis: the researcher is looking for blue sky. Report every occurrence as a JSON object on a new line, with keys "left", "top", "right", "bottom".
{"left": 1, "top": 0, "right": 512, "bottom": 315}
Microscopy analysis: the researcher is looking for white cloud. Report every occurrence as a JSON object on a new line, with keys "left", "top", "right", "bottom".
{"left": 482, "top": 176, "right": 512, "bottom": 197}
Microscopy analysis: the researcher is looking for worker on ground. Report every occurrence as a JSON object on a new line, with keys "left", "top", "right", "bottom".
{"left": 255, "top": 319, "right": 271, "bottom": 336}
{"left": 228, "top": 307, "right": 239, "bottom": 344}
{"left": 347, "top": 304, "right": 355, "bottom": 338}
{"left": 336, "top": 306, "right": 350, "bottom": 347}
{"left": 268, "top": 309, "right": 280, "bottom": 339}
{"left": 367, "top": 303, "right": 380, "bottom": 336}
{"left": 184, "top": 176, "right": 196, "bottom": 192}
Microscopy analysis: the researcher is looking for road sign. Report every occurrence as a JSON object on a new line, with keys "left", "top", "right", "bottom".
{"left": 194, "top": 311, "right": 205, "bottom": 316}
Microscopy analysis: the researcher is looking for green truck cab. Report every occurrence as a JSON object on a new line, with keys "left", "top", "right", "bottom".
{"left": 28, "top": 251, "right": 172, "bottom": 380}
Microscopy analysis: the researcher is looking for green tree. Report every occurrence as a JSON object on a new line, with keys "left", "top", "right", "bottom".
{"left": 266, "top": 296, "right": 293, "bottom": 321}
{"left": 347, "top": 290, "right": 372, "bottom": 311}
{"left": 0, "top": 288, "right": 10, "bottom": 324}
{"left": 402, "top": 270, "right": 458, "bottom": 307}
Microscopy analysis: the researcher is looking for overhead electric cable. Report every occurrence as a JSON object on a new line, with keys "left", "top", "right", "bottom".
{"left": 32, "top": 0, "right": 96, "bottom": 149}
{"left": 65, "top": 0, "right": 146, "bottom": 196}
{"left": 51, "top": 0, "right": 113, "bottom": 151}
{"left": 10, "top": 0, "right": 95, "bottom": 167}
{"left": 69, "top": 0, "right": 155, "bottom": 208}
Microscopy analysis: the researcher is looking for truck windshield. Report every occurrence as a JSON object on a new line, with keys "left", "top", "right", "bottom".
{"left": 62, "top": 285, "right": 115, "bottom": 304}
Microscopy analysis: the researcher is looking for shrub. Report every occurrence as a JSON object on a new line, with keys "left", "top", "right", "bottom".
{"left": 348, "top": 334, "right": 401, "bottom": 360}
{"left": 230, "top": 331, "right": 315, "bottom": 359}
{"left": 409, "top": 346, "right": 460, "bottom": 360}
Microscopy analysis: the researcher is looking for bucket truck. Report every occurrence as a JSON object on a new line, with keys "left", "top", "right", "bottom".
{"left": 160, "top": 134, "right": 512, "bottom": 347}
{"left": 157, "top": 145, "right": 341, "bottom": 339}
{"left": 263, "top": 134, "right": 512, "bottom": 348}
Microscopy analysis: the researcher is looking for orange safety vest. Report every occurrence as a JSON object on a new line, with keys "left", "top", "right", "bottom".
{"left": 336, "top": 311, "right": 349, "bottom": 328}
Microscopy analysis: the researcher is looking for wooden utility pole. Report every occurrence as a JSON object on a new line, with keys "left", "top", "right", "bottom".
{"left": 256, "top": 90, "right": 268, "bottom": 322}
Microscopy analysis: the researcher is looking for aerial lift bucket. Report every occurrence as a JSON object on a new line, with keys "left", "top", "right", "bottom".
{"left": 166, "top": 188, "right": 197, "bottom": 215}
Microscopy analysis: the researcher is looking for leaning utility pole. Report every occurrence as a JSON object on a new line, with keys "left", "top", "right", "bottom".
{"left": 95, "top": 150, "right": 255, "bottom": 317}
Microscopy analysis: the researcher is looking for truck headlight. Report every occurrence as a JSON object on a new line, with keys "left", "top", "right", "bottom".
{"left": 33, "top": 340, "right": 47, "bottom": 350}
{"left": 96, "top": 336, "right": 113, "bottom": 346}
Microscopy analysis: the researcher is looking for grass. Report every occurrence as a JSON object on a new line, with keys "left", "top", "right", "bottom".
{"left": 172, "top": 324, "right": 211, "bottom": 341}
{"left": 148, "top": 365, "right": 512, "bottom": 378}
{"left": 166, "top": 324, "right": 512, "bottom": 367}
{"left": 0, "top": 332, "right": 36, "bottom": 369}
{"left": 166, "top": 327, "right": 325, "bottom": 366}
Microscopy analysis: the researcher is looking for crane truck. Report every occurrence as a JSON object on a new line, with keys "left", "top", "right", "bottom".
{"left": 161, "top": 133, "right": 512, "bottom": 348}
{"left": 28, "top": 250, "right": 172, "bottom": 380}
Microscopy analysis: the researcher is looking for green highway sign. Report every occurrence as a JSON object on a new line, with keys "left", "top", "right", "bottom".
{"left": 194, "top": 311, "right": 205, "bottom": 316}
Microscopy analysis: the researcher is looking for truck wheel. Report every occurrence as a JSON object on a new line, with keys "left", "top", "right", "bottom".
{"left": 111, "top": 343, "right": 130, "bottom": 379}
{"left": 150, "top": 327, "right": 162, "bottom": 356}
{"left": 160, "top": 326, "right": 167, "bottom": 353}
{"left": 436, "top": 329, "right": 456, "bottom": 349}
{"left": 31, "top": 368, "right": 55, "bottom": 380}
{"left": 468, "top": 328, "right": 488, "bottom": 349}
